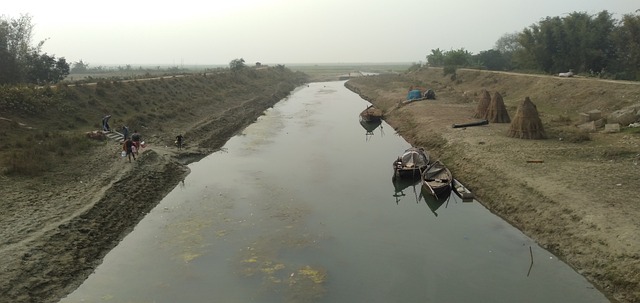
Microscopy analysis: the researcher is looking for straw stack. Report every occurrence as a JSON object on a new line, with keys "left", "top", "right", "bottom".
{"left": 507, "top": 97, "right": 546, "bottom": 139}
{"left": 485, "top": 91, "right": 511, "bottom": 123}
{"left": 473, "top": 89, "right": 491, "bottom": 119}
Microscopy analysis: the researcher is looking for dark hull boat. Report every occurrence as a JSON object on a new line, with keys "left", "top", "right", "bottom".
{"left": 393, "top": 147, "right": 430, "bottom": 179}
{"left": 360, "top": 105, "right": 383, "bottom": 123}
{"left": 421, "top": 160, "right": 453, "bottom": 199}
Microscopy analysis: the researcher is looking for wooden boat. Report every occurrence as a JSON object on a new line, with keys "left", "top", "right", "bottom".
{"left": 360, "top": 105, "right": 383, "bottom": 123}
{"left": 393, "top": 147, "right": 430, "bottom": 179}
{"left": 452, "top": 179, "right": 474, "bottom": 202}
{"left": 421, "top": 160, "right": 453, "bottom": 199}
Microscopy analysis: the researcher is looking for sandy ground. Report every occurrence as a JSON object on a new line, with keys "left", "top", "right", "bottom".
{"left": 346, "top": 73, "right": 640, "bottom": 303}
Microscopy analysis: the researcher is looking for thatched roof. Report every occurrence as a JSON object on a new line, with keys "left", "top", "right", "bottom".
{"left": 507, "top": 97, "right": 546, "bottom": 139}
{"left": 473, "top": 89, "right": 491, "bottom": 118}
{"left": 485, "top": 91, "right": 511, "bottom": 123}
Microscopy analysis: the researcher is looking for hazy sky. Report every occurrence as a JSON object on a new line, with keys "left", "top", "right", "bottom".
{"left": 4, "top": 0, "right": 639, "bottom": 66}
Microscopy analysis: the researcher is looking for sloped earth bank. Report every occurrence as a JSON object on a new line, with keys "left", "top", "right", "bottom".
{"left": 0, "top": 77, "right": 305, "bottom": 303}
{"left": 345, "top": 68, "right": 640, "bottom": 303}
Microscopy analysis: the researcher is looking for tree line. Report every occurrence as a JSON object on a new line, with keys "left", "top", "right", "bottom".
{"left": 0, "top": 14, "right": 70, "bottom": 85}
{"left": 426, "top": 10, "right": 640, "bottom": 81}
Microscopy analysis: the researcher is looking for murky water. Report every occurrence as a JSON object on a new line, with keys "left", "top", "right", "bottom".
{"left": 61, "top": 82, "right": 608, "bottom": 303}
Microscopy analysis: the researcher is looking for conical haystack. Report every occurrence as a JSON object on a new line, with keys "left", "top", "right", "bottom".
{"left": 507, "top": 97, "right": 546, "bottom": 139}
{"left": 485, "top": 91, "right": 511, "bottom": 123}
{"left": 473, "top": 89, "right": 491, "bottom": 118}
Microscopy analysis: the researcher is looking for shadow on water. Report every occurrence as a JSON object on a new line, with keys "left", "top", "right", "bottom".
{"left": 392, "top": 175, "right": 454, "bottom": 217}
{"left": 391, "top": 175, "right": 420, "bottom": 204}
{"left": 419, "top": 186, "right": 453, "bottom": 217}
{"left": 359, "top": 118, "right": 383, "bottom": 141}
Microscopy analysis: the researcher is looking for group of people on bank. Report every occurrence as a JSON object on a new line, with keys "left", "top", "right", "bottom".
{"left": 102, "top": 114, "right": 185, "bottom": 163}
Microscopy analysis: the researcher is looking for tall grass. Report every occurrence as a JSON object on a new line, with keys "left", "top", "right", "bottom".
{"left": 2, "top": 132, "right": 96, "bottom": 176}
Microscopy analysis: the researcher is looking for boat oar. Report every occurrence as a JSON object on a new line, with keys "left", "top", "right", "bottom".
{"left": 425, "top": 180, "right": 439, "bottom": 201}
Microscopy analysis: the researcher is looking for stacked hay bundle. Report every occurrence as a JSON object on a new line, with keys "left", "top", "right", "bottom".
{"left": 473, "top": 89, "right": 491, "bottom": 118}
{"left": 485, "top": 91, "right": 511, "bottom": 123}
{"left": 507, "top": 97, "right": 546, "bottom": 139}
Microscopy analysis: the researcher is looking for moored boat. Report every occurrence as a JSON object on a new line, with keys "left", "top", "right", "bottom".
{"left": 421, "top": 160, "right": 453, "bottom": 199}
{"left": 452, "top": 179, "right": 474, "bottom": 202}
{"left": 360, "top": 105, "right": 383, "bottom": 123}
{"left": 393, "top": 147, "right": 430, "bottom": 179}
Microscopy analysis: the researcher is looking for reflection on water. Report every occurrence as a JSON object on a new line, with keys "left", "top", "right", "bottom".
{"left": 420, "top": 186, "right": 453, "bottom": 217}
{"left": 391, "top": 176, "right": 420, "bottom": 204}
{"left": 61, "top": 81, "right": 608, "bottom": 303}
{"left": 359, "top": 118, "right": 384, "bottom": 141}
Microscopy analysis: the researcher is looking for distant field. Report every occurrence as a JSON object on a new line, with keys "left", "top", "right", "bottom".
{"left": 64, "top": 63, "right": 412, "bottom": 83}
{"left": 286, "top": 63, "right": 412, "bottom": 81}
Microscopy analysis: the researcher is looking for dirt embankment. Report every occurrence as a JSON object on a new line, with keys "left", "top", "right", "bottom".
{"left": 346, "top": 68, "right": 640, "bottom": 303}
{"left": 0, "top": 68, "right": 307, "bottom": 303}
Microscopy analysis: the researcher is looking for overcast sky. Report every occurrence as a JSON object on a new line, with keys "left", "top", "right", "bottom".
{"left": 4, "top": 0, "right": 639, "bottom": 66}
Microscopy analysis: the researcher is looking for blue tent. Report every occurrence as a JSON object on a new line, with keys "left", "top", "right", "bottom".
{"left": 407, "top": 89, "right": 422, "bottom": 100}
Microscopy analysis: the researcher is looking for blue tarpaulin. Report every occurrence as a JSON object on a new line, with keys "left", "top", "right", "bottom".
{"left": 407, "top": 89, "right": 422, "bottom": 100}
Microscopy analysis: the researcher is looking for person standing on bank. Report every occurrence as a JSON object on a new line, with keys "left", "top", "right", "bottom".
{"left": 176, "top": 134, "right": 184, "bottom": 150}
{"left": 123, "top": 138, "right": 136, "bottom": 162}
{"left": 102, "top": 115, "right": 111, "bottom": 131}
{"left": 122, "top": 125, "right": 129, "bottom": 140}
{"left": 131, "top": 130, "right": 141, "bottom": 154}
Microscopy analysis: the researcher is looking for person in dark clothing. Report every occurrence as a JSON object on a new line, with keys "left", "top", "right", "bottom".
{"left": 131, "top": 130, "right": 141, "bottom": 154}
{"left": 175, "top": 134, "right": 184, "bottom": 150}
{"left": 102, "top": 115, "right": 111, "bottom": 131}
{"left": 123, "top": 138, "right": 136, "bottom": 162}
{"left": 122, "top": 125, "right": 129, "bottom": 140}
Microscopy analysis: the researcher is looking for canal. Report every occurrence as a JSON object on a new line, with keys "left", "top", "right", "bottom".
{"left": 61, "top": 81, "right": 608, "bottom": 303}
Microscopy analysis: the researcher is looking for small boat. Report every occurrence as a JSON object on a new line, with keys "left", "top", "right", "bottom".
{"left": 360, "top": 105, "right": 383, "bottom": 123}
{"left": 452, "top": 179, "right": 474, "bottom": 202}
{"left": 393, "top": 147, "right": 430, "bottom": 179}
{"left": 421, "top": 160, "right": 453, "bottom": 199}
